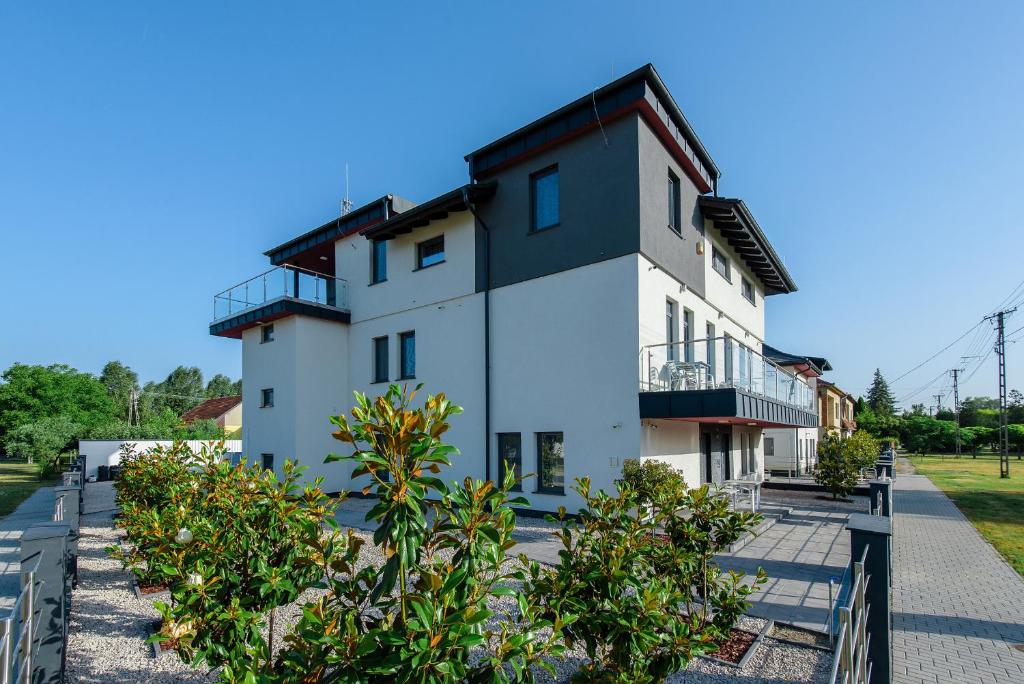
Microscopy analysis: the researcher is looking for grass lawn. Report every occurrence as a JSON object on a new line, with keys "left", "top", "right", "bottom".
{"left": 910, "top": 454, "right": 1024, "bottom": 577}
{"left": 0, "top": 460, "right": 60, "bottom": 519}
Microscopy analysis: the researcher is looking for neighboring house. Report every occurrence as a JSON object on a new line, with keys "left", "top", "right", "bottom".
{"left": 180, "top": 395, "right": 243, "bottom": 438}
{"left": 208, "top": 64, "right": 816, "bottom": 512}
{"left": 817, "top": 379, "right": 857, "bottom": 439}
{"left": 761, "top": 346, "right": 831, "bottom": 476}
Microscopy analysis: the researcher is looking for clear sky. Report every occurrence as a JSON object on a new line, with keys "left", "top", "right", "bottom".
{"left": 2, "top": 1, "right": 1023, "bottom": 408}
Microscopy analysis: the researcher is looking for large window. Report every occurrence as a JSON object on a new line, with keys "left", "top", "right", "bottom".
{"left": 667, "top": 170, "right": 681, "bottom": 234}
{"left": 666, "top": 299, "right": 678, "bottom": 362}
{"left": 536, "top": 432, "right": 565, "bottom": 494}
{"left": 530, "top": 166, "right": 559, "bottom": 231}
{"left": 371, "top": 239, "right": 387, "bottom": 284}
{"left": 497, "top": 433, "right": 522, "bottom": 492}
{"left": 683, "top": 308, "right": 694, "bottom": 362}
{"left": 373, "top": 336, "right": 389, "bottom": 383}
{"left": 712, "top": 246, "right": 730, "bottom": 281}
{"left": 399, "top": 331, "right": 416, "bottom": 379}
{"left": 416, "top": 235, "right": 445, "bottom": 269}
{"left": 724, "top": 334, "right": 734, "bottom": 384}
{"left": 706, "top": 322, "right": 716, "bottom": 371}
{"left": 260, "top": 388, "right": 274, "bottom": 408}
{"left": 742, "top": 277, "right": 755, "bottom": 304}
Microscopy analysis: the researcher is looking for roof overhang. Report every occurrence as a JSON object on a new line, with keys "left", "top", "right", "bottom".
{"left": 698, "top": 196, "right": 797, "bottom": 295}
{"left": 264, "top": 194, "right": 416, "bottom": 273}
{"left": 762, "top": 344, "right": 832, "bottom": 376}
{"left": 361, "top": 182, "right": 497, "bottom": 241}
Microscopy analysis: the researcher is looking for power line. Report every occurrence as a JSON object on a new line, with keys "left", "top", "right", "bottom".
{"left": 888, "top": 319, "right": 986, "bottom": 386}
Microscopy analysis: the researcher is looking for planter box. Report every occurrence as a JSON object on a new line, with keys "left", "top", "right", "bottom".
{"left": 700, "top": 619, "right": 772, "bottom": 669}
{"left": 767, "top": 620, "right": 833, "bottom": 651}
{"left": 146, "top": 619, "right": 175, "bottom": 660}
{"left": 130, "top": 575, "right": 170, "bottom": 601}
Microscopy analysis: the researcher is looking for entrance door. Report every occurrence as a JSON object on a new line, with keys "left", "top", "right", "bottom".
{"left": 702, "top": 428, "right": 731, "bottom": 485}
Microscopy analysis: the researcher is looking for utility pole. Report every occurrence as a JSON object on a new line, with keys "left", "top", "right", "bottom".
{"left": 985, "top": 308, "right": 1016, "bottom": 478}
{"left": 951, "top": 368, "right": 961, "bottom": 458}
{"left": 933, "top": 394, "right": 943, "bottom": 414}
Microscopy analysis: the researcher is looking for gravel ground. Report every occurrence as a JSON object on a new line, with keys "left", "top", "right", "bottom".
{"left": 67, "top": 509, "right": 829, "bottom": 683}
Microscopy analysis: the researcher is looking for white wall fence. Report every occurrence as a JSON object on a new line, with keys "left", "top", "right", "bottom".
{"left": 77, "top": 440, "right": 242, "bottom": 480}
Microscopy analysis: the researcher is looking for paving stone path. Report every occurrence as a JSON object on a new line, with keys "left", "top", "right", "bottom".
{"left": 892, "top": 469, "right": 1024, "bottom": 683}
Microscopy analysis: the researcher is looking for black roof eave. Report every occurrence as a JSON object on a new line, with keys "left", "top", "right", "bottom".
{"left": 361, "top": 182, "right": 497, "bottom": 241}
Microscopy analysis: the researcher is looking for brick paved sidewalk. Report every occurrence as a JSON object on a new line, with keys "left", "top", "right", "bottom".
{"left": 893, "top": 471, "right": 1024, "bottom": 683}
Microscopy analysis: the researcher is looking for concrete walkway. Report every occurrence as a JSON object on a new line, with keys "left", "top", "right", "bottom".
{"left": 0, "top": 485, "right": 56, "bottom": 611}
{"left": 892, "top": 472, "right": 1024, "bottom": 683}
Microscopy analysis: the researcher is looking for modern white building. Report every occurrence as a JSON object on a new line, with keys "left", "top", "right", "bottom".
{"left": 210, "top": 64, "right": 817, "bottom": 513}
{"left": 760, "top": 345, "right": 831, "bottom": 477}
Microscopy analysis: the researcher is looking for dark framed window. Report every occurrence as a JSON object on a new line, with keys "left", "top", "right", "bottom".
{"left": 683, "top": 308, "right": 694, "bottom": 362}
{"left": 711, "top": 246, "right": 730, "bottom": 281}
{"left": 371, "top": 239, "right": 387, "bottom": 284}
{"left": 706, "top": 322, "right": 716, "bottom": 369}
{"left": 416, "top": 235, "right": 445, "bottom": 269}
{"left": 260, "top": 388, "right": 274, "bottom": 408}
{"left": 667, "top": 170, "right": 681, "bottom": 234}
{"left": 536, "top": 432, "right": 565, "bottom": 494}
{"left": 261, "top": 453, "right": 274, "bottom": 471}
{"left": 666, "top": 299, "right": 678, "bottom": 362}
{"left": 373, "top": 336, "right": 389, "bottom": 383}
{"left": 741, "top": 277, "right": 755, "bottom": 304}
{"left": 764, "top": 437, "right": 775, "bottom": 457}
{"left": 530, "top": 166, "right": 559, "bottom": 231}
{"left": 261, "top": 324, "right": 274, "bottom": 343}
{"left": 497, "top": 433, "right": 522, "bottom": 492}
{"left": 399, "top": 331, "right": 416, "bottom": 379}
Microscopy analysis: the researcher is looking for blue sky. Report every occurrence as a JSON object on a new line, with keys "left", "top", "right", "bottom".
{"left": 2, "top": 1, "right": 1022, "bottom": 408}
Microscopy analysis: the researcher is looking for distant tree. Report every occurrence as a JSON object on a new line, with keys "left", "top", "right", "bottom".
{"left": 1008, "top": 424, "right": 1024, "bottom": 459}
{"left": 1008, "top": 390, "right": 1024, "bottom": 424}
{"left": 100, "top": 361, "right": 140, "bottom": 420}
{"left": 854, "top": 396, "right": 866, "bottom": 415}
{"left": 909, "top": 404, "right": 927, "bottom": 416}
{"left": 855, "top": 405, "right": 903, "bottom": 440}
{"left": 901, "top": 415, "right": 941, "bottom": 455}
{"left": 935, "top": 408, "right": 956, "bottom": 422}
{"left": 3, "top": 415, "right": 82, "bottom": 467}
{"left": 0, "top": 363, "right": 116, "bottom": 445}
{"left": 205, "top": 374, "right": 241, "bottom": 398}
{"left": 866, "top": 369, "right": 896, "bottom": 415}
{"left": 144, "top": 366, "right": 205, "bottom": 416}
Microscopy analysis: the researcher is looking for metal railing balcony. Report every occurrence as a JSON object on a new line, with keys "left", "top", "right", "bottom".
{"left": 639, "top": 336, "right": 815, "bottom": 411}
{"left": 212, "top": 265, "right": 349, "bottom": 323}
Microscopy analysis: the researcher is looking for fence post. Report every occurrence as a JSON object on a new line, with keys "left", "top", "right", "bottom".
{"left": 20, "top": 523, "right": 71, "bottom": 684}
{"left": 848, "top": 513, "right": 892, "bottom": 684}
{"left": 869, "top": 479, "right": 893, "bottom": 517}
{"left": 53, "top": 486, "right": 81, "bottom": 587}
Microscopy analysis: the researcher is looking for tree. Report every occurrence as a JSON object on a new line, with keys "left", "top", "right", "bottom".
{"left": 144, "top": 366, "right": 205, "bottom": 416}
{"left": 855, "top": 396, "right": 866, "bottom": 415}
{"left": 204, "top": 374, "right": 241, "bottom": 398}
{"left": 815, "top": 430, "right": 875, "bottom": 499}
{"left": 855, "top": 405, "right": 903, "bottom": 440}
{"left": 909, "top": 404, "right": 927, "bottom": 416}
{"left": 0, "top": 363, "right": 116, "bottom": 445}
{"left": 1008, "top": 424, "right": 1024, "bottom": 459}
{"left": 866, "top": 369, "right": 896, "bottom": 415}
{"left": 100, "top": 361, "right": 139, "bottom": 420}
{"left": 3, "top": 415, "right": 82, "bottom": 473}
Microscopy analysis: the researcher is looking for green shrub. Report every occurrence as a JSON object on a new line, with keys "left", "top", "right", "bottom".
{"left": 813, "top": 429, "right": 877, "bottom": 499}
{"left": 618, "top": 458, "right": 684, "bottom": 507}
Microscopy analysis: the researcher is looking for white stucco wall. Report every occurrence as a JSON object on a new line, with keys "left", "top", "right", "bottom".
{"left": 640, "top": 420, "right": 702, "bottom": 486}
{"left": 78, "top": 439, "right": 242, "bottom": 479}
{"left": 700, "top": 224, "right": 766, "bottom": 343}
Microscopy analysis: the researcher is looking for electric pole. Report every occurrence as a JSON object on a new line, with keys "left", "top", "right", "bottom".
{"left": 951, "top": 368, "right": 961, "bottom": 457}
{"left": 933, "top": 394, "right": 943, "bottom": 414}
{"left": 985, "top": 308, "right": 1016, "bottom": 478}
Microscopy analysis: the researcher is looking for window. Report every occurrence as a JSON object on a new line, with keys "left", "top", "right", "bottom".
{"left": 747, "top": 434, "right": 757, "bottom": 475}
{"left": 530, "top": 166, "right": 559, "bottom": 231}
{"left": 764, "top": 437, "right": 775, "bottom": 457}
{"left": 666, "top": 299, "right": 678, "bottom": 362}
{"left": 373, "top": 336, "right": 389, "bottom": 383}
{"left": 667, "top": 170, "right": 681, "bottom": 234}
{"left": 371, "top": 239, "right": 387, "bottom": 284}
{"left": 416, "top": 235, "right": 445, "bottom": 269}
{"left": 261, "top": 324, "right": 275, "bottom": 343}
{"left": 723, "top": 334, "right": 734, "bottom": 383}
{"left": 497, "top": 433, "right": 522, "bottom": 491}
{"left": 683, "top": 309, "right": 694, "bottom": 362}
{"left": 712, "top": 246, "right": 730, "bottom": 281}
{"left": 261, "top": 453, "right": 274, "bottom": 471}
{"left": 740, "top": 434, "right": 749, "bottom": 475}
{"left": 706, "top": 322, "right": 716, "bottom": 371}
{"left": 399, "top": 331, "right": 416, "bottom": 379}
{"left": 260, "top": 388, "right": 274, "bottom": 408}
{"left": 742, "top": 278, "right": 755, "bottom": 304}
{"left": 536, "top": 432, "right": 565, "bottom": 494}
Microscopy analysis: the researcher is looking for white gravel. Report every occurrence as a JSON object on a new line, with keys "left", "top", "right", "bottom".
{"left": 67, "top": 509, "right": 829, "bottom": 683}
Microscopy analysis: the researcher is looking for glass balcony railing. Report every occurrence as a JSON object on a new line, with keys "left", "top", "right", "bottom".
{"left": 639, "top": 336, "right": 815, "bottom": 411}
{"left": 212, "top": 265, "right": 349, "bottom": 322}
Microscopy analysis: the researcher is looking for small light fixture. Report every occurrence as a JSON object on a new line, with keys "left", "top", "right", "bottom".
{"left": 319, "top": 256, "right": 329, "bottom": 261}
{"left": 696, "top": 239, "right": 705, "bottom": 256}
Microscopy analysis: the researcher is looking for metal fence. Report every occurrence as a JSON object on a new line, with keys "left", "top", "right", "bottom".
{"left": 829, "top": 547, "right": 871, "bottom": 684}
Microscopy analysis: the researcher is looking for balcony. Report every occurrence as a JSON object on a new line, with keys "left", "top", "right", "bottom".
{"left": 210, "top": 265, "right": 350, "bottom": 338}
{"left": 639, "top": 337, "right": 817, "bottom": 428}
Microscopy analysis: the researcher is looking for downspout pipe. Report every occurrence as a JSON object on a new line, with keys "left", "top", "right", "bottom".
{"left": 462, "top": 186, "right": 492, "bottom": 483}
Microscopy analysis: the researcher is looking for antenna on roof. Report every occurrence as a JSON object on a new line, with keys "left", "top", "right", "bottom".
{"left": 341, "top": 163, "right": 353, "bottom": 216}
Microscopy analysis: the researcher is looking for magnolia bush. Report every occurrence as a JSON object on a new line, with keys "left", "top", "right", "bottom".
{"left": 815, "top": 429, "right": 879, "bottom": 499}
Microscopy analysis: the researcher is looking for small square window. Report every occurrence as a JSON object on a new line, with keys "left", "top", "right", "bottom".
{"left": 667, "top": 170, "right": 681, "bottom": 234}
{"left": 530, "top": 166, "right": 559, "bottom": 231}
{"left": 373, "top": 336, "right": 389, "bottom": 383}
{"left": 764, "top": 437, "right": 775, "bottom": 457}
{"left": 497, "top": 433, "right": 522, "bottom": 492}
{"left": 371, "top": 239, "right": 387, "bottom": 284}
{"left": 416, "top": 235, "right": 445, "bottom": 269}
{"left": 261, "top": 324, "right": 274, "bottom": 343}
{"left": 712, "top": 246, "right": 730, "bottom": 281}
{"left": 536, "top": 431, "right": 565, "bottom": 495}
{"left": 261, "top": 453, "right": 274, "bottom": 471}
{"left": 260, "top": 388, "right": 274, "bottom": 408}
{"left": 742, "top": 278, "right": 755, "bottom": 304}
{"left": 399, "top": 331, "right": 416, "bottom": 379}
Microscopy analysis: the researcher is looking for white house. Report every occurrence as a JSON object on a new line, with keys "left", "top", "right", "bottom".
{"left": 760, "top": 345, "right": 831, "bottom": 477}
{"left": 209, "top": 64, "right": 817, "bottom": 513}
